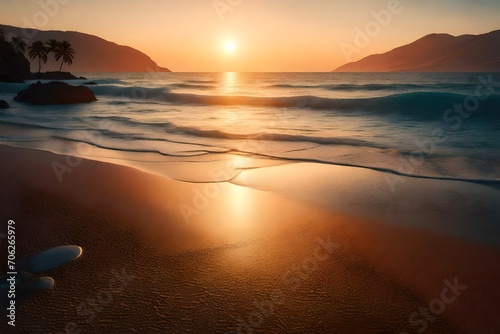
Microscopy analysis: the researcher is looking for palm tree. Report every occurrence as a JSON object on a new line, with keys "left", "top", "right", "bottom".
{"left": 11, "top": 36, "right": 27, "bottom": 54}
{"left": 54, "top": 40, "right": 75, "bottom": 71}
{"left": 45, "top": 39, "right": 59, "bottom": 53}
{"left": 28, "top": 41, "right": 48, "bottom": 73}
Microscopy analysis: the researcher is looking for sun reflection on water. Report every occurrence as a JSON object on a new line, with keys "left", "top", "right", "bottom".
{"left": 221, "top": 72, "right": 238, "bottom": 95}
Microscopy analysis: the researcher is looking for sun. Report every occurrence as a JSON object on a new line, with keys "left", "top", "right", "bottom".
{"left": 223, "top": 40, "right": 236, "bottom": 54}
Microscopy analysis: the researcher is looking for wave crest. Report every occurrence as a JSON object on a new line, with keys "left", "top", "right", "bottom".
{"left": 90, "top": 84, "right": 500, "bottom": 117}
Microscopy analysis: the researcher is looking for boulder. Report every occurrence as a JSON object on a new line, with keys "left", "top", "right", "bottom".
{"left": 31, "top": 71, "right": 86, "bottom": 80}
{"left": 0, "top": 100, "right": 9, "bottom": 109}
{"left": 0, "top": 40, "right": 31, "bottom": 83}
{"left": 83, "top": 81, "right": 98, "bottom": 85}
{"left": 14, "top": 81, "right": 97, "bottom": 105}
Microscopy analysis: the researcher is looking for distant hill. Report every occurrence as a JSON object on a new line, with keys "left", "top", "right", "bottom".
{"left": 0, "top": 24, "right": 171, "bottom": 73}
{"left": 334, "top": 29, "right": 500, "bottom": 72}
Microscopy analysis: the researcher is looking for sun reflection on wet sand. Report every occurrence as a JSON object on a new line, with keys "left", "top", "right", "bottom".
{"left": 3, "top": 144, "right": 499, "bottom": 332}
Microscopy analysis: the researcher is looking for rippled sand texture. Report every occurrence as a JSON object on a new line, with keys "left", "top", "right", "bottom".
{"left": 0, "top": 145, "right": 498, "bottom": 333}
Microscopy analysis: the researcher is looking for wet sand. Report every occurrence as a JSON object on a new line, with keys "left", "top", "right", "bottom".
{"left": 0, "top": 144, "right": 499, "bottom": 333}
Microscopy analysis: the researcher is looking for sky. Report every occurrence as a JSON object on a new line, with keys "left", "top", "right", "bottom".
{"left": 1, "top": 0, "right": 499, "bottom": 72}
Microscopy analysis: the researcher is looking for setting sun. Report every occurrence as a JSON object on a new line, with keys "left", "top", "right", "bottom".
{"left": 223, "top": 40, "right": 236, "bottom": 54}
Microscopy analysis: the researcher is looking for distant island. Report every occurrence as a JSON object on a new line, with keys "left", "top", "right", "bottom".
{"left": 0, "top": 24, "right": 171, "bottom": 73}
{"left": 334, "top": 29, "right": 500, "bottom": 72}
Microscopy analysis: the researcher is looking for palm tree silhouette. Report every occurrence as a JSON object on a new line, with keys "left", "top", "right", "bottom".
{"left": 11, "top": 36, "right": 27, "bottom": 54}
{"left": 29, "top": 41, "right": 48, "bottom": 73}
{"left": 45, "top": 39, "right": 59, "bottom": 53}
{"left": 54, "top": 41, "right": 75, "bottom": 71}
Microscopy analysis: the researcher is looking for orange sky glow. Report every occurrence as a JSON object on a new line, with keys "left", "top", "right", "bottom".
{"left": 1, "top": 0, "right": 499, "bottom": 72}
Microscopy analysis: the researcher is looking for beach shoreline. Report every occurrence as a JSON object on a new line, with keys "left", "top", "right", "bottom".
{"left": 1, "top": 143, "right": 499, "bottom": 333}
{"left": 1, "top": 1, "right": 499, "bottom": 331}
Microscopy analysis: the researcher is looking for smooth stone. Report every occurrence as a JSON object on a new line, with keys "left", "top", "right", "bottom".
{"left": 17, "top": 245, "right": 83, "bottom": 273}
{"left": 18, "top": 277, "right": 55, "bottom": 298}
{"left": 0, "top": 271, "right": 33, "bottom": 290}
{"left": 0, "top": 276, "right": 55, "bottom": 315}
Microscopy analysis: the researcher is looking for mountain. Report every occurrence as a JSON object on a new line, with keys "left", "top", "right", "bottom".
{"left": 0, "top": 24, "right": 171, "bottom": 73}
{"left": 334, "top": 29, "right": 500, "bottom": 72}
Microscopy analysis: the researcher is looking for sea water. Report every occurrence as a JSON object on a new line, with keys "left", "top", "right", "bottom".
{"left": 0, "top": 72, "right": 499, "bottom": 182}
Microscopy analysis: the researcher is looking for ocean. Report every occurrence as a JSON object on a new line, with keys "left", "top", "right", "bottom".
{"left": 1, "top": 72, "right": 499, "bottom": 182}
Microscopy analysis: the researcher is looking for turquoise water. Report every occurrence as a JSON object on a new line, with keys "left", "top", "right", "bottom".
{"left": 0, "top": 72, "right": 499, "bottom": 181}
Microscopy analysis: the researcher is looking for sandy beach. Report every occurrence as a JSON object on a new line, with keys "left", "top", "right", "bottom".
{"left": 1, "top": 1, "right": 500, "bottom": 332}
{"left": 1, "top": 144, "right": 499, "bottom": 333}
